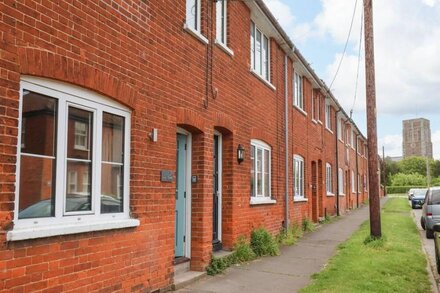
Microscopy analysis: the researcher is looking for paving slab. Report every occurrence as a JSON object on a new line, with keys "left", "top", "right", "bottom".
{"left": 176, "top": 197, "right": 388, "bottom": 293}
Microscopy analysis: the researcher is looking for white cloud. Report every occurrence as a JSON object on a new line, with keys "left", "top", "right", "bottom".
{"left": 318, "top": 0, "right": 440, "bottom": 117}
{"left": 422, "top": 0, "right": 437, "bottom": 7}
{"left": 263, "top": 0, "right": 294, "bottom": 28}
{"left": 379, "top": 134, "right": 402, "bottom": 158}
{"left": 263, "top": 0, "right": 319, "bottom": 45}
{"left": 264, "top": 0, "right": 440, "bottom": 159}
{"left": 432, "top": 130, "right": 440, "bottom": 159}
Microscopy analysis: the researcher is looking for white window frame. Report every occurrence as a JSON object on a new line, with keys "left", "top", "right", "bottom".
{"left": 294, "top": 155, "right": 305, "bottom": 200}
{"left": 358, "top": 174, "right": 361, "bottom": 194}
{"left": 216, "top": 0, "right": 227, "bottom": 45}
{"left": 337, "top": 118, "right": 343, "bottom": 141}
{"left": 364, "top": 174, "right": 368, "bottom": 191}
{"left": 326, "top": 163, "right": 333, "bottom": 195}
{"left": 338, "top": 168, "right": 345, "bottom": 195}
{"left": 21, "top": 117, "right": 26, "bottom": 148}
{"left": 351, "top": 170, "right": 355, "bottom": 193}
{"left": 250, "top": 139, "right": 274, "bottom": 205}
{"left": 317, "top": 95, "right": 322, "bottom": 123}
{"left": 351, "top": 129, "right": 356, "bottom": 149}
{"left": 74, "top": 121, "right": 89, "bottom": 150}
{"left": 186, "top": 0, "right": 201, "bottom": 32}
{"left": 82, "top": 171, "right": 90, "bottom": 194}
{"left": 293, "top": 72, "right": 304, "bottom": 111}
{"left": 325, "top": 102, "right": 332, "bottom": 131}
{"left": 9, "top": 76, "right": 138, "bottom": 242}
{"left": 250, "top": 21, "right": 270, "bottom": 82}
{"left": 67, "top": 171, "right": 78, "bottom": 194}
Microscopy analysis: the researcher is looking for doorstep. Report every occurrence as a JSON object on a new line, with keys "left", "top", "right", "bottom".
{"left": 212, "top": 249, "right": 234, "bottom": 259}
{"left": 172, "top": 260, "right": 206, "bottom": 291}
{"left": 172, "top": 271, "right": 206, "bottom": 291}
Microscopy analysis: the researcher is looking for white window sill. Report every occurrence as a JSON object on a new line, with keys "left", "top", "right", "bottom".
{"left": 183, "top": 23, "right": 208, "bottom": 45}
{"left": 311, "top": 119, "right": 318, "bottom": 124}
{"left": 339, "top": 194, "right": 346, "bottom": 197}
{"left": 327, "top": 193, "right": 335, "bottom": 197}
{"left": 294, "top": 197, "right": 308, "bottom": 202}
{"left": 215, "top": 39, "right": 234, "bottom": 57}
{"left": 325, "top": 128, "right": 333, "bottom": 134}
{"left": 293, "top": 105, "right": 307, "bottom": 117}
{"left": 338, "top": 138, "right": 344, "bottom": 143}
{"left": 250, "top": 70, "right": 276, "bottom": 91}
{"left": 250, "top": 197, "right": 277, "bottom": 205}
{"left": 7, "top": 218, "right": 140, "bottom": 241}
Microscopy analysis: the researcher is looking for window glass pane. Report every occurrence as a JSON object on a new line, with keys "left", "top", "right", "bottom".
{"left": 21, "top": 91, "right": 57, "bottom": 156}
{"left": 101, "top": 164, "right": 123, "bottom": 213}
{"left": 187, "top": 0, "right": 197, "bottom": 30}
{"left": 101, "top": 112, "right": 124, "bottom": 213}
{"left": 257, "top": 148, "right": 262, "bottom": 195}
{"left": 102, "top": 113, "right": 124, "bottom": 163}
{"left": 264, "top": 149, "right": 269, "bottom": 196}
{"left": 250, "top": 145, "right": 255, "bottom": 197}
{"left": 431, "top": 191, "right": 440, "bottom": 204}
{"left": 19, "top": 156, "right": 56, "bottom": 219}
{"left": 220, "top": 0, "right": 226, "bottom": 43}
{"left": 68, "top": 107, "right": 93, "bottom": 160}
{"left": 256, "top": 30, "right": 262, "bottom": 74}
{"left": 66, "top": 161, "right": 91, "bottom": 212}
{"left": 66, "top": 107, "right": 93, "bottom": 213}
{"left": 262, "top": 36, "right": 268, "bottom": 79}
{"left": 19, "top": 91, "right": 57, "bottom": 219}
{"left": 251, "top": 22, "right": 255, "bottom": 70}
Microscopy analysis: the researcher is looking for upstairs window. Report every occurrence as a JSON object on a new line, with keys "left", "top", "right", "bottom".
{"left": 216, "top": 0, "right": 227, "bottom": 45}
{"left": 186, "top": 0, "right": 201, "bottom": 32}
{"left": 294, "top": 72, "right": 304, "bottom": 110}
{"left": 337, "top": 118, "right": 343, "bottom": 140}
{"left": 351, "top": 129, "right": 356, "bottom": 148}
{"left": 250, "top": 21, "right": 270, "bottom": 81}
{"left": 325, "top": 103, "right": 332, "bottom": 130}
{"left": 326, "top": 163, "right": 333, "bottom": 194}
{"left": 294, "top": 155, "right": 305, "bottom": 199}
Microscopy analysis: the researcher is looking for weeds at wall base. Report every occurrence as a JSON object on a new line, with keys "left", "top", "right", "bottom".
{"left": 207, "top": 218, "right": 333, "bottom": 275}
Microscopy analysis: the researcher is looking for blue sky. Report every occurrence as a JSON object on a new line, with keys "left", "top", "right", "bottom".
{"left": 264, "top": 0, "right": 440, "bottom": 159}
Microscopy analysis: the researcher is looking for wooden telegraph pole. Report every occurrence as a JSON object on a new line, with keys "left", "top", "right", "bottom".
{"left": 364, "top": 0, "right": 382, "bottom": 238}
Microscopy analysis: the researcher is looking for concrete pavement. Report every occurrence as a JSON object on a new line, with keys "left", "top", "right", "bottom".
{"left": 177, "top": 198, "right": 388, "bottom": 293}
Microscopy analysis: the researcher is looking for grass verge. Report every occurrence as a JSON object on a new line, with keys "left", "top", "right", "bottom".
{"left": 300, "top": 197, "right": 431, "bottom": 293}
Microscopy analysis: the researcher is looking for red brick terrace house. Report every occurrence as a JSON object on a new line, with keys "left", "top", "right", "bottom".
{"left": 0, "top": 0, "right": 370, "bottom": 291}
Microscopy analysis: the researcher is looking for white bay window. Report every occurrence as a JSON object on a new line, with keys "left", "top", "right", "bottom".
{"left": 9, "top": 77, "right": 138, "bottom": 241}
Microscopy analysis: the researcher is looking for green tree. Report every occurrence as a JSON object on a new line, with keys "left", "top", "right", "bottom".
{"left": 390, "top": 172, "right": 426, "bottom": 186}
{"left": 431, "top": 160, "right": 440, "bottom": 178}
{"left": 398, "top": 156, "right": 429, "bottom": 176}
{"left": 384, "top": 159, "right": 400, "bottom": 186}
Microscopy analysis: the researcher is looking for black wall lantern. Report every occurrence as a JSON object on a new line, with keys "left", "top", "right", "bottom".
{"left": 237, "top": 144, "right": 245, "bottom": 164}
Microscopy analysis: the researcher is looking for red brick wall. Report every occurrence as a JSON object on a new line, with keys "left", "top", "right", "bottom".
{"left": 0, "top": 0, "right": 369, "bottom": 292}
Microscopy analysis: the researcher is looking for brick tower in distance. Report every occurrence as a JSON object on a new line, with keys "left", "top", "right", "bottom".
{"left": 402, "top": 118, "right": 433, "bottom": 159}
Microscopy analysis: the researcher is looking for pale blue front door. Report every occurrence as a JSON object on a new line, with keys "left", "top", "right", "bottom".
{"left": 175, "top": 133, "right": 187, "bottom": 258}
